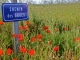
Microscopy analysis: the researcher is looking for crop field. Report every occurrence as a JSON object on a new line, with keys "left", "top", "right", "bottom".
{"left": 0, "top": 3, "right": 80, "bottom": 60}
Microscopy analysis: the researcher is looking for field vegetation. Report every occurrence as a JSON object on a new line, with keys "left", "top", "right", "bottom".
{"left": 0, "top": 3, "right": 80, "bottom": 60}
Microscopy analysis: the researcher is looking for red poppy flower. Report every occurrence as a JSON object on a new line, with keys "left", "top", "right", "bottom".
{"left": 36, "top": 34, "right": 42, "bottom": 39}
{"left": 74, "top": 38, "right": 79, "bottom": 42}
{"left": 0, "top": 21, "right": 4, "bottom": 25}
{"left": 18, "top": 34, "right": 23, "bottom": 42}
{"left": 63, "top": 27, "right": 68, "bottom": 31}
{"left": 0, "top": 49, "right": 3, "bottom": 56}
{"left": 26, "top": 21, "right": 30, "bottom": 25}
{"left": 53, "top": 46, "right": 58, "bottom": 52}
{"left": 43, "top": 26, "right": 48, "bottom": 30}
{"left": 19, "top": 45, "right": 27, "bottom": 54}
{"left": 6, "top": 48, "right": 12, "bottom": 55}
{"left": 18, "top": 34, "right": 22, "bottom": 38}
{"left": 18, "top": 38, "right": 23, "bottom": 42}
{"left": 54, "top": 28, "right": 58, "bottom": 32}
{"left": 12, "top": 33, "right": 16, "bottom": 38}
{"left": 46, "top": 29, "right": 50, "bottom": 33}
{"left": 12, "top": 58, "right": 17, "bottom": 60}
{"left": 28, "top": 49, "right": 34, "bottom": 56}
{"left": 22, "top": 26, "right": 27, "bottom": 30}
{"left": 48, "top": 41, "right": 52, "bottom": 44}
{"left": 30, "top": 37, "right": 36, "bottom": 43}
{"left": 18, "top": 26, "right": 23, "bottom": 30}
{"left": 38, "top": 39, "right": 41, "bottom": 42}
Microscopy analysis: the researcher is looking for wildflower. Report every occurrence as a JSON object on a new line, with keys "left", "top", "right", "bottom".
{"left": 12, "top": 33, "right": 16, "bottom": 38}
{"left": 53, "top": 46, "right": 58, "bottom": 52}
{"left": 54, "top": 28, "right": 58, "bottom": 32}
{"left": 6, "top": 48, "right": 12, "bottom": 55}
{"left": 18, "top": 34, "right": 23, "bottom": 42}
{"left": 36, "top": 34, "right": 42, "bottom": 39}
{"left": 48, "top": 41, "right": 52, "bottom": 44}
{"left": 18, "top": 34, "right": 22, "bottom": 38}
{"left": 63, "top": 27, "right": 68, "bottom": 31}
{"left": 74, "top": 38, "right": 79, "bottom": 42}
{"left": 26, "top": 21, "right": 30, "bottom": 25}
{"left": 0, "top": 21, "right": 4, "bottom": 25}
{"left": 19, "top": 45, "right": 27, "bottom": 54}
{"left": 28, "top": 49, "right": 34, "bottom": 56}
{"left": 0, "top": 49, "right": 3, "bottom": 56}
{"left": 22, "top": 25, "right": 27, "bottom": 30}
{"left": 43, "top": 26, "right": 48, "bottom": 30}
{"left": 38, "top": 39, "right": 41, "bottom": 42}
{"left": 30, "top": 37, "right": 36, "bottom": 43}
{"left": 18, "top": 26, "right": 23, "bottom": 30}
{"left": 12, "top": 58, "right": 17, "bottom": 60}
{"left": 46, "top": 29, "right": 50, "bottom": 33}
{"left": 18, "top": 38, "right": 23, "bottom": 42}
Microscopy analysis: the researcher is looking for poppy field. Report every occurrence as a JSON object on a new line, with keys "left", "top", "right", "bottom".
{"left": 0, "top": 3, "right": 80, "bottom": 60}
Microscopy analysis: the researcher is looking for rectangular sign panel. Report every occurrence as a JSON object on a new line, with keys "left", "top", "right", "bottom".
{"left": 1, "top": 3, "right": 28, "bottom": 22}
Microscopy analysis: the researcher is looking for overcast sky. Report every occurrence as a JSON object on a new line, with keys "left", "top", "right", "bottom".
{"left": 33, "top": 0, "right": 41, "bottom": 3}
{"left": 8, "top": 0, "right": 56, "bottom": 4}
{"left": 29, "top": 0, "right": 56, "bottom": 3}
{"left": 9, "top": 0, "right": 42, "bottom": 3}
{"left": 6, "top": 0, "right": 79, "bottom": 4}
{"left": 32, "top": 0, "right": 56, "bottom": 4}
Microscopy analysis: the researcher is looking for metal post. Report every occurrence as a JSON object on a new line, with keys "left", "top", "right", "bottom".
{"left": 12, "top": 0, "right": 18, "bottom": 54}
{"left": 13, "top": 22, "right": 18, "bottom": 53}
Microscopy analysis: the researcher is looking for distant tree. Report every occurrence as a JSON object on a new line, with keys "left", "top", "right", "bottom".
{"left": 56, "top": 0, "right": 60, "bottom": 3}
{"left": 0, "top": 0, "right": 6, "bottom": 3}
{"left": 78, "top": 0, "right": 80, "bottom": 2}
{"left": 50, "top": 0, "right": 53, "bottom": 4}
{"left": 41, "top": 0, "right": 50, "bottom": 4}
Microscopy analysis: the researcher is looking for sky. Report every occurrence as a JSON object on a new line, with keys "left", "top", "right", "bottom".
{"left": 10, "top": 0, "right": 41, "bottom": 3}
{"left": 2, "top": 0, "right": 79, "bottom": 3}
{"left": 31, "top": 0, "right": 56, "bottom": 4}
{"left": 33, "top": 0, "right": 41, "bottom": 3}
{"left": 7, "top": 0, "right": 56, "bottom": 4}
{"left": 6, "top": 0, "right": 79, "bottom": 4}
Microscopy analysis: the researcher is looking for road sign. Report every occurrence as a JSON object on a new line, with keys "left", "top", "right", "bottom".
{"left": 1, "top": 3, "right": 28, "bottom": 22}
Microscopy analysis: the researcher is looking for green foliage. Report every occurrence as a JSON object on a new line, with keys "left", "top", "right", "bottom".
{"left": 0, "top": 3, "right": 80, "bottom": 60}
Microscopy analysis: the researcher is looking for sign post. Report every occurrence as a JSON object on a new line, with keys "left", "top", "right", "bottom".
{"left": 1, "top": 0, "right": 28, "bottom": 54}
{"left": 12, "top": 0, "right": 18, "bottom": 54}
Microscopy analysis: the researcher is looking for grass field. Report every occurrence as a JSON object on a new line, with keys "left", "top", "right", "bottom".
{"left": 0, "top": 3, "right": 80, "bottom": 60}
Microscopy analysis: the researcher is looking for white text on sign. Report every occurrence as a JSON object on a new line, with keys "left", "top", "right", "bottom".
{"left": 15, "top": 13, "right": 26, "bottom": 17}
{"left": 10, "top": 7, "right": 23, "bottom": 11}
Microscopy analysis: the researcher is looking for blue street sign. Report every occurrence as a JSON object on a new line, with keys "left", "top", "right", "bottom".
{"left": 1, "top": 3, "right": 28, "bottom": 22}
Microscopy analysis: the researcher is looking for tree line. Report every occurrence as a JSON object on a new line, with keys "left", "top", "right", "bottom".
{"left": 0, "top": 0, "right": 80, "bottom": 4}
